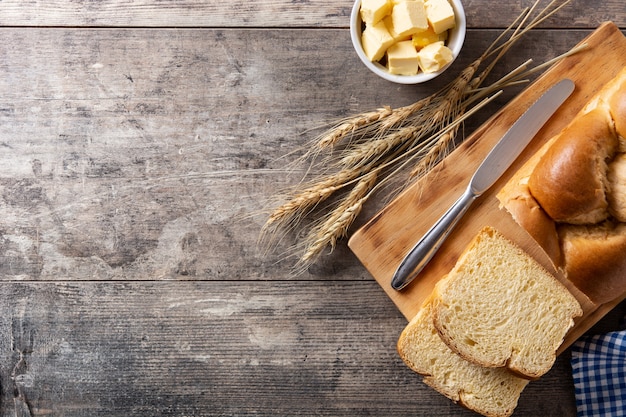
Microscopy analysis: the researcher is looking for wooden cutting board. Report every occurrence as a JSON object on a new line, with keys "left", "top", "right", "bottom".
{"left": 348, "top": 22, "right": 626, "bottom": 351}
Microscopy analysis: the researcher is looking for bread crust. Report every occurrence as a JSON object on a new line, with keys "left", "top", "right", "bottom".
{"left": 608, "top": 153, "right": 626, "bottom": 221}
{"left": 498, "top": 67, "right": 626, "bottom": 305}
{"left": 560, "top": 222, "right": 626, "bottom": 304}
{"left": 528, "top": 108, "right": 618, "bottom": 224}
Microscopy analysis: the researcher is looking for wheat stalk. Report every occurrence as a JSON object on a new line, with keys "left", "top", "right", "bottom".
{"left": 316, "top": 106, "right": 393, "bottom": 150}
{"left": 263, "top": 168, "right": 362, "bottom": 231}
{"left": 298, "top": 169, "right": 379, "bottom": 267}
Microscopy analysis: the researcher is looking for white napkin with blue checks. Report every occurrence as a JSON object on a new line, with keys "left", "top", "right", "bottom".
{"left": 571, "top": 329, "right": 626, "bottom": 416}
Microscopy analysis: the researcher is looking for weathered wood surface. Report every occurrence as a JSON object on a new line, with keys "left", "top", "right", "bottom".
{"left": 0, "top": 0, "right": 624, "bottom": 416}
{"left": 6, "top": 281, "right": 620, "bottom": 416}
{"left": 0, "top": 0, "right": 623, "bottom": 28}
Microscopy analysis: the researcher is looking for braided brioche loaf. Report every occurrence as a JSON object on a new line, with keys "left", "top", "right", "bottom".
{"left": 497, "top": 67, "right": 626, "bottom": 304}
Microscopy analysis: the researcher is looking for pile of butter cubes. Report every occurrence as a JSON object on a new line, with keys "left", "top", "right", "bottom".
{"left": 360, "top": 0, "right": 456, "bottom": 75}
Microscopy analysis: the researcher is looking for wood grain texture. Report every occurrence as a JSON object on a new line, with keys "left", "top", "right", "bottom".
{"left": 0, "top": 0, "right": 624, "bottom": 415}
{"left": 0, "top": 280, "right": 597, "bottom": 416}
{"left": 0, "top": 0, "right": 623, "bottom": 28}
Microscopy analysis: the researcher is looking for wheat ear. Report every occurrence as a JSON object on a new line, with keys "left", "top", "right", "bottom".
{"left": 299, "top": 170, "right": 379, "bottom": 266}
{"left": 263, "top": 168, "right": 361, "bottom": 232}
{"left": 315, "top": 106, "right": 393, "bottom": 150}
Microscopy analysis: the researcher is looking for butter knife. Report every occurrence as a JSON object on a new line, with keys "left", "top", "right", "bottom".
{"left": 391, "top": 78, "right": 575, "bottom": 291}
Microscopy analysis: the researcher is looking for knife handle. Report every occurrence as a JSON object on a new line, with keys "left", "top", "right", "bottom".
{"left": 391, "top": 187, "right": 477, "bottom": 290}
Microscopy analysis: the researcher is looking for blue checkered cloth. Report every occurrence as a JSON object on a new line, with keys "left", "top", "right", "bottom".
{"left": 571, "top": 330, "right": 626, "bottom": 416}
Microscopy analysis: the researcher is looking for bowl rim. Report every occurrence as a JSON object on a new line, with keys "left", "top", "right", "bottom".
{"left": 350, "top": 0, "right": 467, "bottom": 84}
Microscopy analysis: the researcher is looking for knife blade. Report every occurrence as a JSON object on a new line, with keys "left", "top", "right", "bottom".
{"left": 391, "top": 78, "right": 575, "bottom": 291}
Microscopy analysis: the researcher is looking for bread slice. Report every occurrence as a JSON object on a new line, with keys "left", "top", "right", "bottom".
{"left": 432, "top": 226, "right": 582, "bottom": 379}
{"left": 398, "top": 296, "right": 529, "bottom": 417}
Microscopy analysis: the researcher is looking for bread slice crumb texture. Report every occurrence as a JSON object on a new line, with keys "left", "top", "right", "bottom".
{"left": 433, "top": 226, "right": 582, "bottom": 379}
{"left": 398, "top": 297, "right": 529, "bottom": 417}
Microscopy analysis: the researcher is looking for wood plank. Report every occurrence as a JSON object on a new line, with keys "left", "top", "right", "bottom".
{"left": 0, "top": 280, "right": 610, "bottom": 416}
{"left": 348, "top": 23, "right": 626, "bottom": 351}
{"left": 0, "top": 28, "right": 596, "bottom": 282}
{"left": 0, "top": 0, "right": 623, "bottom": 28}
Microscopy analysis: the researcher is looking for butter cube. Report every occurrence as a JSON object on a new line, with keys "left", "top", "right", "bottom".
{"left": 391, "top": 0, "right": 429, "bottom": 38}
{"left": 387, "top": 40, "right": 420, "bottom": 75}
{"left": 411, "top": 26, "right": 445, "bottom": 49}
{"left": 424, "top": 0, "right": 456, "bottom": 34}
{"left": 417, "top": 41, "right": 453, "bottom": 73}
{"left": 383, "top": 15, "right": 412, "bottom": 41}
{"left": 360, "top": 0, "right": 392, "bottom": 25}
{"left": 361, "top": 20, "right": 395, "bottom": 62}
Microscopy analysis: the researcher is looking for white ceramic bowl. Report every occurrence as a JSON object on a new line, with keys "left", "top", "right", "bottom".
{"left": 350, "top": 0, "right": 466, "bottom": 84}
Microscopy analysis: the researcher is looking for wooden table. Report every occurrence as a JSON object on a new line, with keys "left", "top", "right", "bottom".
{"left": 0, "top": 1, "right": 624, "bottom": 416}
